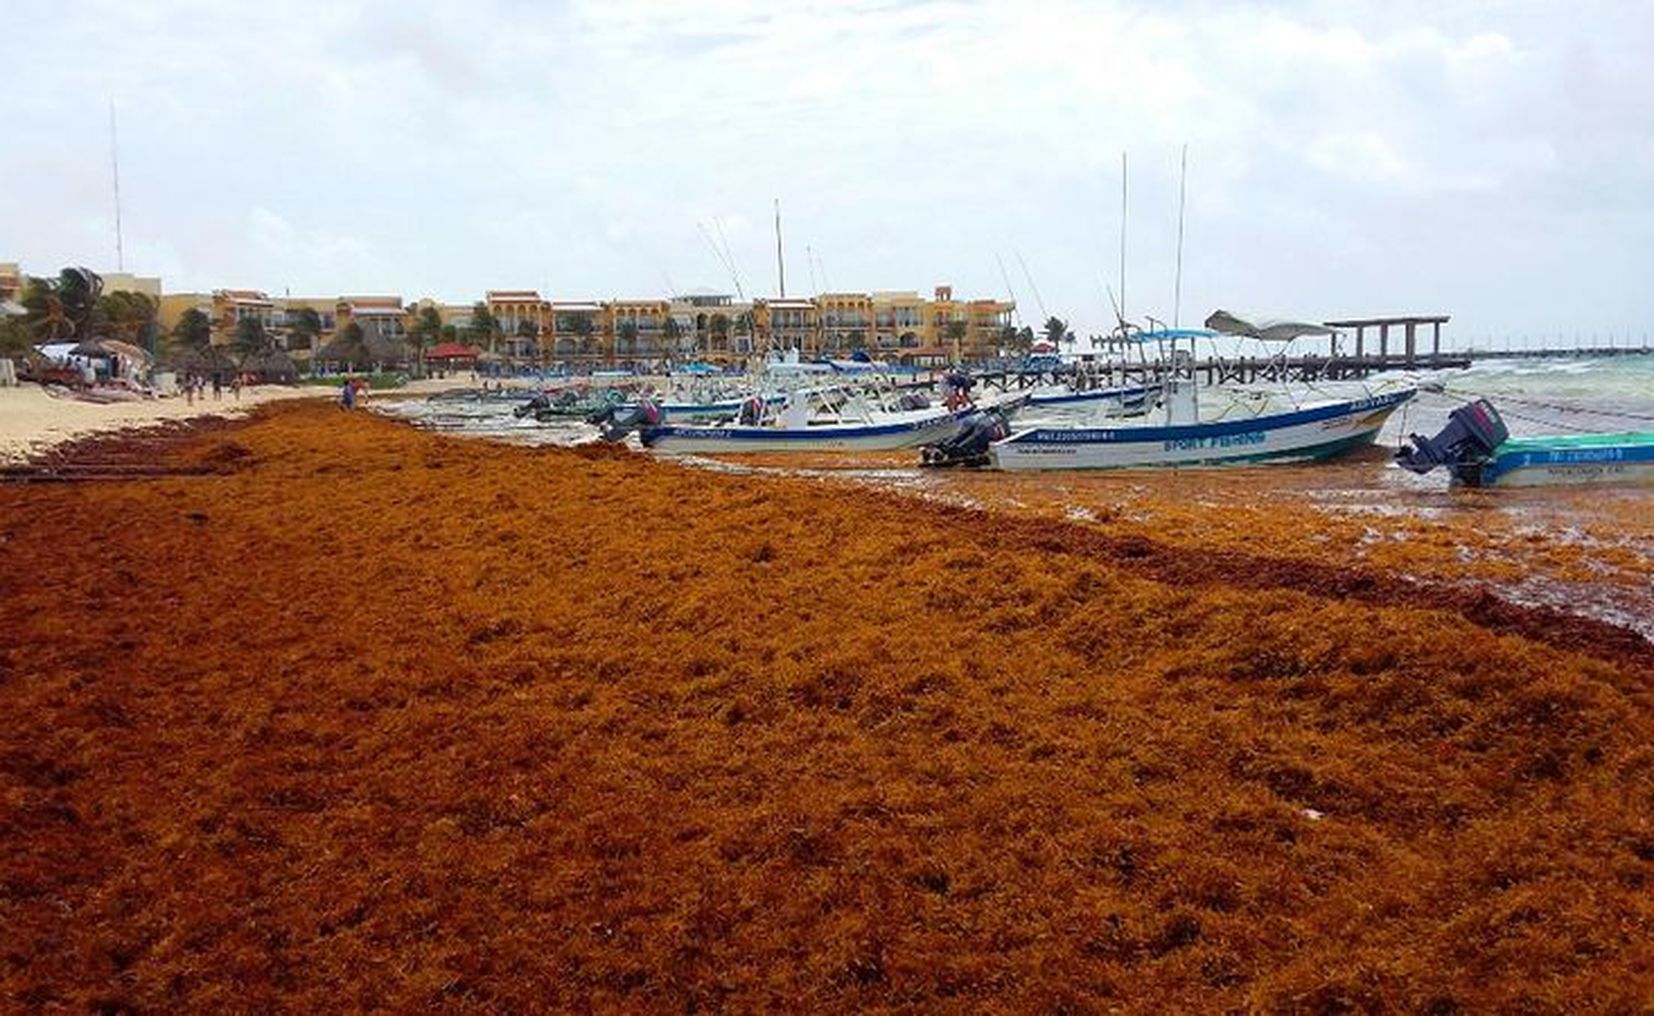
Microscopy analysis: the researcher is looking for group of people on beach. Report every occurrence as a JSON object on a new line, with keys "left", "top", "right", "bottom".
{"left": 181, "top": 373, "right": 242, "bottom": 406}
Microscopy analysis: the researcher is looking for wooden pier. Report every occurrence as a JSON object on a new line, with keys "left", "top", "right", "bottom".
{"left": 966, "top": 311, "right": 1649, "bottom": 391}
{"left": 971, "top": 352, "right": 1475, "bottom": 394}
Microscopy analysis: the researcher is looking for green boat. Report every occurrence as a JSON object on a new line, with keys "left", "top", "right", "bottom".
{"left": 1398, "top": 399, "right": 1654, "bottom": 487}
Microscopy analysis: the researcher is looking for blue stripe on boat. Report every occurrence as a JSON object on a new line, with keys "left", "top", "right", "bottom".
{"left": 1008, "top": 390, "right": 1414, "bottom": 445}
{"left": 1487, "top": 440, "right": 1654, "bottom": 482}
{"left": 644, "top": 411, "right": 963, "bottom": 443}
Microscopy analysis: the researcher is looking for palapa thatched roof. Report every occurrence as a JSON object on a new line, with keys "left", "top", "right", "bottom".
{"left": 364, "top": 332, "right": 412, "bottom": 365}
{"left": 313, "top": 333, "right": 368, "bottom": 366}
{"left": 239, "top": 347, "right": 299, "bottom": 383}
{"left": 314, "top": 331, "right": 411, "bottom": 367}
{"left": 165, "top": 344, "right": 238, "bottom": 375}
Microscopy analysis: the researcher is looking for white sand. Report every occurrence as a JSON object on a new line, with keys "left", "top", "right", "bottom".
{"left": 0, "top": 385, "right": 326, "bottom": 463}
{"left": 0, "top": 375, "right": 498, "bottom": 463}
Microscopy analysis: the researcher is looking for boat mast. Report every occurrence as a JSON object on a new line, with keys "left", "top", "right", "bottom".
{"left": 1119, "top": 150, "right": 1127, "bottom": 326}
{"left": 1173, "top": 144, "right": 1187, "bottom": 329}
{"left": 994, "top": 252, "right": 1022, "bottom": 326}
{"left": 109, "top": 100, "right": 125, "bottom": 272}
{"left": 1014, "top": 250, "right": 1049, "bottom": 322}
{"left": 774, "top": 198, "right": 786, "bottom": 297}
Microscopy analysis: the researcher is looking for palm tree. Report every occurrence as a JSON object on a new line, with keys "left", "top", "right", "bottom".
{"left": 564, "top": 315, "right": 596, "bottom": 360}
{"left": 0, "top": 315, "right": 30, "bottom": 356}
{"left": 944, "top": 319, "right": 969, "bottom": 363}
{"left": 336, "top": 321, "right": 368, "bottom": 365}
{"left": 22, "top": 268, "right": 102, "bottom": 342}
{"left": 232, "top": 316, "right": 271, "bottom": 357}
{"left": 515, "top": 318, "right": 540, "bottom": 365}
{"left": 1042, "top": 316, "right": 1071, "bottom": 349}
{"left": 662, "top": 317, "right": 684, "bottom": 362}
{"left": 287, "top": 306, "right": 324, "bottom": 353}
{"left": 709, "top": 312, "right": 730, "bottom": 354}
{"left": 408, "top": 306, "right": 443, "bottom": 377}
{"left": 171, "top": 309, "right": 214, "bottom": 352}
{"left": 94, "top": 291, "right": 158, "bottom": 348}
{"left": 469, "top": 302, "right": 501, "bottom": 355}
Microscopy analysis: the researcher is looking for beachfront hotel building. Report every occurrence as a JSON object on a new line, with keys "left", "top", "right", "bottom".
{"left": 17, "top": 255, "right": 1013, "bottom": 367}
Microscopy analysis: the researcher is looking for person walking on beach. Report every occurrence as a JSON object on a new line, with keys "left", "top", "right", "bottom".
{"left": 231, "top": 374, "right": 243, "bottom": 401}
{"left": 184, "top": 373, "right": 195, "bottom": 406}
{"left": 211, "top": 374, "right": 223, "bottom": 401}
{"left": 340, "top": 377, "right": 356, "bottom": 410}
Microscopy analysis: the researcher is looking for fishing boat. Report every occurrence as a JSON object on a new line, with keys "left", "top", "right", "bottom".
{"left": 992, "top": 389, "right": 1414, "bottom": 470}
{"left": 987, "top": 318, "right": 1416, "bottom": 471}
{"left": 1026, "top": 382, "right": 1152, "bottom": 415}
{"left": 514, "top": 387, "right": 627, "bottom": 420}
{"left": 647, "top": 397, "right": 758, "bottom": 421}
{"left": 1397, "top": 399, "right": 1654, "bottom": 487}
{"left": 641, "top": 387, "right": 1019, "bottom": 454}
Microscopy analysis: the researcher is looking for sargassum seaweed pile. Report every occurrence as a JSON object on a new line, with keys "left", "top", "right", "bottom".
{"left": 2, "top": 402, "right": 1651, "bottom": 1014}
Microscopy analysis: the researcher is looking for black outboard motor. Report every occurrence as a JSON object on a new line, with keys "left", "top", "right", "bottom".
{"left": 514, "top": 391, "right": 552, "bottom": 418}
{"left": 1396, "top": 398, "right": 1509, "bottom": 485}
{"left": 921, "top": 406, "right": 1012, "bottom": 468}
{"left": 596, "top": 397, "right": 663, "bottom": 442}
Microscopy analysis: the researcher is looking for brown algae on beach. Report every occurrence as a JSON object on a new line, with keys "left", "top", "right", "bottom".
{"left": 2, "top": 402, "right": 1651, "bottom": 1013}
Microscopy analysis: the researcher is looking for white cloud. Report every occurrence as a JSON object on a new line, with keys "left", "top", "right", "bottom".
{"left": 0, "top": 0, "right": 1649, "bottom": 338}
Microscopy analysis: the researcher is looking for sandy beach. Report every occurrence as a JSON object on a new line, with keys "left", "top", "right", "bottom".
{"left": 0, "top": 376, "right": 485, "bottom": 464}
{"left": 2, "top": 401, "right": 1649, "bottom": 1013}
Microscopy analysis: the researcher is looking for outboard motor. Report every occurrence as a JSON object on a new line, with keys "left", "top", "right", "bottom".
{"left": 514, "top": 391, "right": 552, "bottom": 419}
{"left": 1396, "top": 398, "right": 1509, "bottom": 485}
{"left": 920, "top": 406, "right": 1013, "bottom": 468}
{"left": 597, "top": 397, "right": 663, "bottom": 442}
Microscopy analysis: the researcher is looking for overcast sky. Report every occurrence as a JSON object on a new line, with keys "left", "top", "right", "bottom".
{"left": 4, "top": 0, "right": 1651, "bottom": 341}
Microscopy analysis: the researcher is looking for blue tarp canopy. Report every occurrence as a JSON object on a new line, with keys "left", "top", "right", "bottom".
{"left": 1122, "top": 328, "right": 1220, "bottom": 343}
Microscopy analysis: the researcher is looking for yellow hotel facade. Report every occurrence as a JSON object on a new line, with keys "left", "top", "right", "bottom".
{"left": 148, "top": 282, "right": 1016, "bottom": 367}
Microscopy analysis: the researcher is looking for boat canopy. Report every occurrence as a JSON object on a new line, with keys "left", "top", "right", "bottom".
{"left": 1205, "top": 310, "right": 1335, "bottom": 342}
{"left": 1125, "top": 328, "right": 1220, "bottom": 343}
{"left": 827, "top": 358, "right": 894, "bottom": 374}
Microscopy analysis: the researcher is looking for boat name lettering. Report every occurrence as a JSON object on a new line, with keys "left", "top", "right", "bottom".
{"left": 1163, "top": 430, "right": 1266, "bottom": 452}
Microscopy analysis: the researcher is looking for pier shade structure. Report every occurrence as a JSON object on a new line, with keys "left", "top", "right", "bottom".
{"left": 1323, "top": 315, "right": 1451, "bottom": 363}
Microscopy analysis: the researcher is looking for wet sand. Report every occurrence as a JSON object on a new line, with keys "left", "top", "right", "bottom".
{"left": 2, "top": 402, "right": 1650, "bottom": 1013}
{"left": 688, "top": 447, "right": 1654, "bottom": 641}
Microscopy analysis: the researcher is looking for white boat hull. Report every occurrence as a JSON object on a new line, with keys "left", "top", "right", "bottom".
{"left": 991, "top": 390, "right": 1415, "bottom": 470}
{"left": 642, "top": 410, "right": 966, "bottom": 454}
